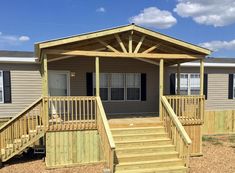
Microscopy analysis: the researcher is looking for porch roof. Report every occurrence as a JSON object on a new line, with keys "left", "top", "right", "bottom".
{"left": 35, "top": 24, "right": 211, "bottom": 65}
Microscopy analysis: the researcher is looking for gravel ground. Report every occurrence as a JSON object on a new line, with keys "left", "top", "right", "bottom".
{"left": 0, "top": 135, "right": 234, "bottom": 173}
{"left": 190, "top": 135, "right": 235, "bottom": 173}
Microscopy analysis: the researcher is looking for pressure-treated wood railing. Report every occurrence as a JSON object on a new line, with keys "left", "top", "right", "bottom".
{"left": 96, "top": 96, "right": 115, "bottom": 173}
{"left": 44, "top": 96, "right": 97, "bottom": 131}
{"left": 0, "top": 97, "right": 45, "bottom": 152}
{"left": 161, "top": 96, "right": 192, "bottom": 167}
{"left": 165, "top": 95, "right": 205, "bottom": 125}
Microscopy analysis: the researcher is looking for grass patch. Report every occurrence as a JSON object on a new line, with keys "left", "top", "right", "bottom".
{"left": 202, "top": 136, "right": 223, "bottom": 145}
{"left": 229, "top": 135, "right": 235, "bottom": 143}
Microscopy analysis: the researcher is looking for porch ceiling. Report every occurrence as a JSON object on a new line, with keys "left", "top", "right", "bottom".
{"left": 35, "top": 24, "right": 211, "bottom": 65}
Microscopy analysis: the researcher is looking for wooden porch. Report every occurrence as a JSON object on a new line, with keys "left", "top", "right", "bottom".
{"left": 0, "top": 24, "right": 211, "bottom": 172}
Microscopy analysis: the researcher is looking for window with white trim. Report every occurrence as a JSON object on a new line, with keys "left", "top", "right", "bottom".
{"left": 93, "top": 73, "right": 109, "bottom": 100}
{"left": 0, "top": 71, "right": 3, "bottom": 103}
{"left": 233, "top": 74, "right": 235, "bottom": 98}
{"left": 111, "top": 73, "right": 124, "bottom": 100}
{"left": 176, "top": 73, "right": 200, "bottom": 95}
{"left": 126, "top": 73, "right": 141, "bottom": 100}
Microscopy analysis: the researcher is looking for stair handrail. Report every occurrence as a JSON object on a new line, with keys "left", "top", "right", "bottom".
{"left": 161, "top": 96, "right": 191, "bottom": 145}
{"left": 0, "top": 97, "right": 43, "bottom": 132}
{"left": 96, "top": 96, "right": 115, "bottom": 173}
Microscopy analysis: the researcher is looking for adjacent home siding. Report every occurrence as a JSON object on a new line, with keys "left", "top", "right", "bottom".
{"left": 166, "top": 67, "right": 235, "bottom": 110}
{"left": 0, "top": 63, "right": 42, "bottom": 118}
{"left": 48, "top": 57, "right": 159, "bottom": 114}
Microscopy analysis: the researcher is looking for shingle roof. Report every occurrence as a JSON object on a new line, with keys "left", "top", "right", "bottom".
{"left": 0, "top": 50, "right": 34, "bottom": 57}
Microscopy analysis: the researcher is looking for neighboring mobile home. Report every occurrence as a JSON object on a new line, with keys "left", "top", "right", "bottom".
{"left": 0, "top": 24, "right": 232, "bottom": 172}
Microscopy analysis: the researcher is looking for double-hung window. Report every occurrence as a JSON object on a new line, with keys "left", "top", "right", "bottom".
{"left": 111, "top": 73, "right": 125, "bottom": 100}
{"left": 93, "top": 73, "right": 109, "bottom": 101}
{"left": 0, "top": 71, "right": 3, "bottom": 103}
{"left": 126, "top": 73, "right": 141, "bottom": 100}
{"left": 176, "top": 73, "right": 200, "bottom": 95}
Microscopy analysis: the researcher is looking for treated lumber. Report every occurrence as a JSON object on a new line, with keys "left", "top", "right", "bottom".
{"left": 97, "top": 39, "right": 120, "bottom": 53}
{"left": 200, "top": 59, "right": 204, "bottom": 95}
{"left": 115, "top": 34, "right": 127, "bottom": 53}
{"left": 159, "top": 59, "right": 164, "bottom": 118}
{"left": 95, "top": 57, "right": 100, "bottom": 97}
{"left": 44, "top": 49, "right": 204, "bottom": 60}
{"left": 134, "top": 35, "right": 145, "bottom": 53}
{"left": 129, "top": 32, "right": 133, "bottom": 53}
{"left": 142, "top": 44, "right": 160, "bottom": 54}
{"left": 177, "top": 62, "right": 181, "bottom": 94}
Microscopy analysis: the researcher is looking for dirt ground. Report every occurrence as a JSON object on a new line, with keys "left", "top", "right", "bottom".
{"left": 0, "top": 135, "right": 234, "bottom": 173}
{"left": 190, "top": 135, "right": 235, "bottom": 173}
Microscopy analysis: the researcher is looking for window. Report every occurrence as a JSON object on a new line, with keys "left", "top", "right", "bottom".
{"left": 126, "top": 73, "right": 141, "bottom": 100}
{"left": 176, "top": 73, "right": 200, "bottom": 95}
{"left": 93, "top": 73, "right": 142, "bottom": 101}
{"left": 111, "top": 73, "right": 124, "bottom": 100}
{"left": 0, "top": 71, "right": 3, "bottom": 103}
{"left": 93, "top": 73, "right": 109, "bottom": 100}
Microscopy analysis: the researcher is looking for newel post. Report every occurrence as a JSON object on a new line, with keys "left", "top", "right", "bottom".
{"left": 159, "top": 59, "right": 164, "bottom": 119}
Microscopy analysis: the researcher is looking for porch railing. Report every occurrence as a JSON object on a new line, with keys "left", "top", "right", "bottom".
{"left": 44, "top": 96, "right": 97, "bottom": 131}
{"left": 161, "top": 96, "right": 191, "bottom": 167}
{"left": 165, "top": 95, "right": 205, "bottom": 125}
{"left": 96, "top": 97, "right": 115, "bottom": 173}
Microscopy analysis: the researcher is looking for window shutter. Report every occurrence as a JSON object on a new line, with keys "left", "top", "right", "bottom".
{"left": 86, "top": 72, "right": 93, "bottom": 96}
{"left": 3, "top": 71, "right": 11, "bottom": 103}
{"left": 228, "top": 74, "right": 234, "bottom": 99}
{"left": 204, "top": 74, "right": 208, "bottom": 99}
{"left": 141, "top": 73, "right": 147, "bottom": 101}
{"left": 170, "top": 73, "right": 176, "bottom": 95}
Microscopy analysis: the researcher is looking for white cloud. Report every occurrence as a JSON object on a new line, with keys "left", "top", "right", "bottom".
{"left": 199, "top": 39, "right": 235, "bottom": 51}
{"left": 96, "top": 7, "right": 106, "bottom": 13}
{"left": 19, "top": 36, "right": 30, "bottom": 42}
{"left": 0, "top": 32, "right": 30, "bottom": 48}
{"left": 129, "top": 7, "right": 177, "bottom": 29}
{"left": 174, "top": 0, "right": 235, "bottom": 27}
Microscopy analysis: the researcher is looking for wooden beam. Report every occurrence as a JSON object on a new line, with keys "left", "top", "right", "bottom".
{"left": 134, "top": 35, "right": 146, "bottom": 53}
{"left": 159, "top": 59, "right": 164, "bottom": 119}
{"left": 115, "top": 34, "right": 127, "bottom": 53}
{"left": 177, "top": 62, "right": 181, "bottom": 95}
{"left": 200, "top": 59, "right": 204, "bottom": 95}
{"left": 98, "top": 39, "right": 120, "bottom": 53}
{"left": 42, "top": 54, "right": 48, "bottom": 97}
{"left": 129, "top": 32, "right": 133, "bottom": 53}
{"left": 142, "top": 44, "right": 160, "bottom": 54}
{"left": 96, "top": 57, "right": 100, "bottom": 97}
{"left": 135, "top": 58, "right": 159, "bottom": 66}
{"left": 45, "top": 49, "right": 204, "bottom": 60}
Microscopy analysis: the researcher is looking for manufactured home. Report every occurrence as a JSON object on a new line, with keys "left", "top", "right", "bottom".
{"left": 0, "top": 24, "right": 233, "bottom": 172}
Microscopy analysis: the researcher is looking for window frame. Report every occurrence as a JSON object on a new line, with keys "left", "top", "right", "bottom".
{"left": 176, "top": 73, "right": 200, "bottom": 95}
{"left": 93, "top": 73, "right": 142, "bottom": 102}
{"left": 0, "top": 71, "right": 4, "bottom": 103}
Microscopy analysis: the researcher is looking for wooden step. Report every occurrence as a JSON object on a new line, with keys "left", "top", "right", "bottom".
{"left": 113, "top": 133, "right": 168, "bottom": 141}
{"left": 117, "top": 151, "right": 179, "bottom": 163}
{"left": 115, "top": 158, "right": 184, "bottom": 171}
{"left": 111, "top": 126, "right": 165, "bottom": 135}
{"left": 115, "top": 166, "right": 187, "bottom": 173}
{"left": 116, "top": 145, "right": 175, "bottom": 155}
{"left": 115, "top": 138, "right": 172, "bottom": 148}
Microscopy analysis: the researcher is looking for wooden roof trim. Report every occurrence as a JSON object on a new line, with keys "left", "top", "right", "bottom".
{"left": 133, "top": 25, "right": 211, "bottom": 55}
{"left": 44, "top": 49, "right": 204, "bottom": 60}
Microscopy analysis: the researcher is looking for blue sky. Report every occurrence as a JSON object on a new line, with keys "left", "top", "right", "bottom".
{"left": 0, "top": 0, "right": 235, "bottom": 57}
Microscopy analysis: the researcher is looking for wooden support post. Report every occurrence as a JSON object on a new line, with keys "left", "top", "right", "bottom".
{"left": 95, "top": 57, "right": 100, "bottom": 97}
{"left": 200, "top": 59, "right": 204, "bottom": 95}
{"left": 177, "top": 62, "right": 181, "bottom": 95}
{"left": 159, "top": 59, "right": 164, "bottom": 119}
{"left": 42, "top": 54, "right": 48, "bottom": 97}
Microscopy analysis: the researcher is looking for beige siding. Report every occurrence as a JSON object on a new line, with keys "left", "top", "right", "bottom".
{"left": 48, "top": 57, "right": 159, "bottom": 114}
{"left": 0, "top": 63, "right": 42, "bottom": 117}
{"left": 166, "top": 67, "right": 235, "bottom": 110}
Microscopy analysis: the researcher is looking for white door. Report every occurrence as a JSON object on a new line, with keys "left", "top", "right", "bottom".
{"left": 49, "top": 71, "right": 70, "bottom": 96}
{"left": 48, "top": 71, "right": 70, "bottom": 116}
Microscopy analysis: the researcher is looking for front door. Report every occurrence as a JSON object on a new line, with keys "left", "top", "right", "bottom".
{"left": 48, "top": 71, "right": 70, "bottom": 96}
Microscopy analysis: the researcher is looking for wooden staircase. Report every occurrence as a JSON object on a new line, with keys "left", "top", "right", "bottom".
{"left": 110, "top": 119, "right": 187, "bottom": 173}
{"left": 0, "top": 97, "right": 46, "bottom": 163}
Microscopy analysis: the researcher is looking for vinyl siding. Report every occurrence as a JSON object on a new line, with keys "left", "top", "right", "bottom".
{"left": 48, "top": 57, "right": 159, "bottom": 114}
{"left": 166, "top": 67, "right": 235, "bottom": 111}
{"left": 0, "top": 63, "right": 42, "bottom": 117}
